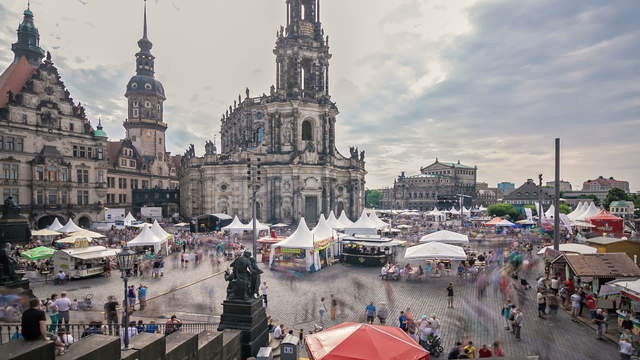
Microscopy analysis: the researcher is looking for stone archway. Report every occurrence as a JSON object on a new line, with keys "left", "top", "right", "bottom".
{"left": 36, "top": 215, "right": 65, "bottom": 230}
{"left": 77, "top": 216, "right": 91, "bottom": 229}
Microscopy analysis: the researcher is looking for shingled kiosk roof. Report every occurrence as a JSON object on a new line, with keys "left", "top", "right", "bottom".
{"left": 555, "top": 253, "right": 640, "bottom": 278}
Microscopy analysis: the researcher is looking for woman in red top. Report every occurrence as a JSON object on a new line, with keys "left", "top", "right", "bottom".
{"left": 492, "top": 341, "right": 506, "bottom": 357}
{"left": 478, "top": 344, "right": 493, "bottom": 358}
{"left": 585, "top": 294, "right": 597, "bottom": 318}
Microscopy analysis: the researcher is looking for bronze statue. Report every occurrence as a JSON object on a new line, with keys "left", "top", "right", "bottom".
{"left": 223, "top": 251, "right": 262, "bottom": 301}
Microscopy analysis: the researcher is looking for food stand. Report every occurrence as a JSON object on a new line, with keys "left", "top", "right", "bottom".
{"left": 270, "top": 217, "right": 336, "bottom": 272}
{"left": 127, "top": 225, "right": 168, "bottom": 255}
{"left": 605, "top": 279, "right": 640, "bottom": 335}
{"left": 53, "top": 245, "right": 117, "bottom": 278}
{"left": 403, "top": 242, "right": 467, "bottom": 277}
{"left": 341, "top": 235, "right": 402, "bottom": 266}
{"left": 257, "top": 236, "right": 284, "bottom": 263}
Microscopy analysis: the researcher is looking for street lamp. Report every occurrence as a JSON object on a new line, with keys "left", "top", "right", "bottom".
{"left": 116, "top": 245, "right": 136, "bottom": 349}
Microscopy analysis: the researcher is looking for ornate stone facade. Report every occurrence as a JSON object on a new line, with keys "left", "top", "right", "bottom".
{"left": 0, "top": 8, "right": 108, "bottom": 228}
{"left": 379, "top": 159, "right": 477, "bottom": 211}
{"left": 105, "top": 3, "right": 180, "bottom": 217}
{"left": 180, "top": 0, "right": 366, "bottom": 224}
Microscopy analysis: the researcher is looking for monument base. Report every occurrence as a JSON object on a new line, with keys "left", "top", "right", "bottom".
{"left": 217, "top": 298, "right": 268, "bottom": 359}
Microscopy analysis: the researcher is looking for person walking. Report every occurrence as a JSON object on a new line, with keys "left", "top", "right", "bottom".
{"left": 48, "top": 294, "right": 59, "bottom": 333}
{"left": 513, "top": 308, "right": 523, "bottom": 340}
{"left": 593, "top": 309, "right": 606, "bottom": 339}
{"left": 365, "top": 302, "right": 376, "bottom": 324}
{"left": 318, "top": 297, "right": 327, "bottom": 326}
{"left": 104, "top": 296, "right": 119, "bottom": 336}
{"left": 54, "top": 292, "right": 72, "bottom": 331}
{"left": 501, "top": 301, "right": 512, "bottom": 330}
{"left": 330, "top": 295, "right": 337, "bottom": 321}
{"left": 537, "top": 290, "right": 547, "bottom": 318}
{"left": 570, "top": 291, "right": 581, "bottom": 319}
{"left": 128, "top": 285, "right": 137, "bottom": 312}
{"left": 137, "top": 285, "right": 147, "bottom": 311}
{"left": 399, "top": 311, "right": 408, "bottom": 332}
{"left": 446, "top": 283, "right": 454, "bottom": 308}
{"left": 260, "top": 282, "right": 269, "bottom": 307}
{"left": 377, "top": 302, "right": 388, "bottom": 325}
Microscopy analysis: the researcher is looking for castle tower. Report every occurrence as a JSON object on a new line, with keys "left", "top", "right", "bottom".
{"left": 11, "top": 4, "right": 45, "bottom": 66}
{"left": 124, "top": 0, "right": 167, "bottom": 161}
{"left": 275, "top": 0, "right": 331, "bottom": 101}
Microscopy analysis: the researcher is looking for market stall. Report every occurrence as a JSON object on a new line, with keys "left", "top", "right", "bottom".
{"left": 403, "top": 242, "right": 467, "bottom": 277}
{"left": 53, "top": 246, "right": 117, "bottom": 278}
{"left": 341, "top": 235, "right": 402, "bottom": 266}
{"left": 305, "top": 322, "right": 429, "bottom": 360}
{"left": 550, "top": 253, "right": 640, "bottom": 294}
{"left": 606, "top": 279, "right": 640, "bottom": 334}
{"left": 58, "top": 219, "right": 83, "bottom": 234}
{"left": 588, "top": 210, "right": 624, "bottom": 236}
{"left": 343, "top": 210, "right": 379, "bottom": 236}
{"left": 419, "top": 230, "right": 469, "bottom": 245}
{"left": 312, "top": 216, "right": 339, "bottom": 268}
{"left": 127, "top": 225, "right": 168, "bottom": 255}
{"left": 270, "top": 217, "right": 334, "bottom": 272}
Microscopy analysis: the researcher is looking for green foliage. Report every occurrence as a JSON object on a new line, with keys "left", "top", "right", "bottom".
{"left": 365, "top": 190, "right": 383, "bottom": 208}
{"left": 603, "top": 188, "right": 630, "bottom": 209}
{"left": 487, "top": 203, "right": 521, "bottom": 220}
{"left": 560, "top": 203, "right": 571, "bottom": 214}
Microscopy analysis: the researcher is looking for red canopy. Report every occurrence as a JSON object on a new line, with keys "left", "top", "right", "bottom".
{"left": 588, "top": 210, "right": 624, "bottom": 235}
{"left": 484, "top": 217, "right": 503, "bottom": 226}
{"left": 305, "top": 322, "right": 430, "bottom": 360}
{"left": 588, "top": 210, "right": 623, "bottom": 221}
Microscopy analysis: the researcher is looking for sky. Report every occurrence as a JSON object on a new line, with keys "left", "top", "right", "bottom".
{"left": 1, "top": 0, "right": 638, "bottom": 191}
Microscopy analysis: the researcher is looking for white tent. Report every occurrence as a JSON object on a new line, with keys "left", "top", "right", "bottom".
{"left": 404, "top": 242, "right": 467, "bottom": 261}
{"left": 545, "top": 204, "right": 555, "bottom": 218}
{"left": 343, "top": 210, "right": 378, "bottom": 235}
{"left": 337, "top": 210, "right": 354, "bottom": 228}
{"left": 494, "top": 219, "right": 516, "bottom": 227}
{"left": 151, "top": 220, "right": 171, "bottom": 239}
{"left": 270, "top": 218, "right": 320, "bottom": 271}
{"left": 312, "top": 216, "right": 336, "bottom": 241}
{"left": 367, "top": 210, "right": 390, "bottom": 230}
{"left": 449, "top": 207, "right": 460, "bottom": 215}
{"left": 568, "top": 202, "right": 585, "bottom": 220}
{"left": 46, "top": 218, "right": 64, "bottom": 231}
{"left": 58, "top": 219, "right": 83, "bottom": 233}
{"left": 427, "top": 209, "right": 446, "bottom": 221}
{"left": 536, "top": 243, "right": 598, "bottom": 255}
{"left": 128, "top": 225, "right": 166, "bottom": 254}
{"left": 222, "top": 216, "right": 247, "bottom": 234}
{"left": 326, "top": 211, "right": 342, "bottom": 229}
{"left": 462, "top": 207, "right": 471, "bottom": 216}
{"left": 124, "top": 212, "right": 136, "bottom": 226}
{"left": 249, "top": 219, "right": 271, "bottom": 232}
{"left": 580, "top": 202, "right": 601, "bottom": 221}
{"left": 419, "top": 230, "right": 469, "bottom": 244}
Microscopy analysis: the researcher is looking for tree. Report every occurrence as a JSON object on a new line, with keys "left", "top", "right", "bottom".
{"left": 487, "top": 203, "right": 521, "bottom": 220}
{"left": 603, "top": 188, "right": 629, "bottom": 209}
{"left": 365, "top": 190, "right": 383, "bottom": 208}
{"left": 559, "top": 203, "right": 571, "bottom": 214}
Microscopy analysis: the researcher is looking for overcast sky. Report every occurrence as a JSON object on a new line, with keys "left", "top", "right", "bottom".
{"left": 1, "top": 0, "right": 638, "bottom": 191}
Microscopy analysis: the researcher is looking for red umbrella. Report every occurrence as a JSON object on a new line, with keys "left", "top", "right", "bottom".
{"left": 305, "top": 322, "right": 430, "bottom": 360}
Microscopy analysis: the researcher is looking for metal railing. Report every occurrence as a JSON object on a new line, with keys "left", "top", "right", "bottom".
{"left": 0, "top": 322, "right": 218, "bottom": 345}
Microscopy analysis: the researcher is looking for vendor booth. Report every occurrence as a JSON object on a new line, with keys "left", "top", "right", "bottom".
{"left": 127, "top": 225, "right": 168, "bottom": 255}
{"left": 270, "top": 217, "right": 335, "bottom": 272}
{"left": 606, "top": 279, "right": 640, "bottom": 335}
{"left": 588, "top": 210, "right": 624, "bottom": 236}
{"left": 403, "top": 242, "right": 467, "bottom": 277}
{"left": 419, "top": 230, "right": 469, "bottom": 245}
{"left": 551, "top": 253, "right": 640, "bottom": 294}
{"left": 53, "top": 246, "right": 117, "bottom": 278}
{"left": 312, "top": 216, "right": 339, "bottom": 268}
{"left": 341, "top": 235, "right": 402, "bottom": 266}
{"left": 343, "top": 210, "right": 379, "bottom": 236}
{"left": 305, "top": 322, "right": 429, "bottom": 360}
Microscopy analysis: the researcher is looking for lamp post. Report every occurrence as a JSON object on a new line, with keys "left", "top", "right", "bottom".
{"left": 116, "top": 246, "right": 136, "bottom": 349}
{"left": 457, "top": 194, "right": 471, "bottom": 228}
{"left": 247, "top": 157, "right": 261, "bottom": 257}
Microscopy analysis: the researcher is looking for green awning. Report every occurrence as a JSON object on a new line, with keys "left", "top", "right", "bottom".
{"left": 20, "top": 246, "right": 55, "bottom": 260}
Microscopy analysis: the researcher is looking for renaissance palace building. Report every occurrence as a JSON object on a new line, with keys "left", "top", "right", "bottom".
{"left": 180, "top": 0, "right": 367, "bottom": 224}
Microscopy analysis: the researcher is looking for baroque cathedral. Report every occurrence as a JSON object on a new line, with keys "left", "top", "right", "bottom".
{"left": 180, "top": 0, "right": 366, "bottom": 224}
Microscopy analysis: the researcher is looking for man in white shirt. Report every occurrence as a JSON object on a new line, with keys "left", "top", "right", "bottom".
{"left": 550, "top": 277, "right": 559, "bottom": 294}
{"left": 570, "top": 292, "right": 581, "bottom": 318}
{"left": 273, "top": 324, "right": 283, "bottom": 340}
{"left": 54, "top": 293, "right": 72, "bottom": 329}
{"left": 260, "top": 282, "right": 269, "bottom": 307}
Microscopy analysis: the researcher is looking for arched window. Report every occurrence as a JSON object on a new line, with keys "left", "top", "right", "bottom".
{"left": 301, "top": 120, "right": 313, "bottom": 141}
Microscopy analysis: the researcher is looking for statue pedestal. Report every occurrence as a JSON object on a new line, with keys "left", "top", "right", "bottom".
{"left": 217, "top": 298, "right": 268, "bottom": 359}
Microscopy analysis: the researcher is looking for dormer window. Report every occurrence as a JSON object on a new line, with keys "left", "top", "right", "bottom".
{"left": 131, "top": 83, "right": 138, "bottom": 89}
{"left": 145, "top": 83, "right": 152, "bottom": 90}
{"left": 145, "top": 101, "right": 151, "bottom": 108}
{"left": 133, "top": 101, "right": 139, "bottom": 108}
{"left": 132, "top": 109, "right": 139, "bottom": 117}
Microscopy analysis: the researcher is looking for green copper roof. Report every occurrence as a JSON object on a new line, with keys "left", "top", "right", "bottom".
{"left": 438, "top": 161, "right": 475, "bottom": 169}
{"left": 610, "top": 200, "right": 634, "bottom": 207}
{"left": 24, "top": 9, "right": 33, "bottom": 16}
{"left": 93, "top": 122, "right": 108, "bottom": 137}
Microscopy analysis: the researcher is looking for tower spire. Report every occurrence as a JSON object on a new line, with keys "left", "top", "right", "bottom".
{"left": 143, "top": 0, "right": 148, "bottom": 39}
{"left": 12, "top": 3, "right": 45, "bottom": 66}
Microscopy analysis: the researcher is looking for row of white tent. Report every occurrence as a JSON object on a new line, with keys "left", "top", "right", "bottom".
{"left": 567, "top": 201, "right": 601, "bottom": 222}
{"left": 126, "top": 220, "right": 172, "bottom": 254}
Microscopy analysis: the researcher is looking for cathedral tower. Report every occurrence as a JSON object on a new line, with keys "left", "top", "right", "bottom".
{"left": 124, "top": 0, "right": 167, "bottom": 161}
{"left": 275, "top": 0, "right": 331, "bottom": 101}
{"left": 11, "top": 5, "right": 45, "bottom": 66}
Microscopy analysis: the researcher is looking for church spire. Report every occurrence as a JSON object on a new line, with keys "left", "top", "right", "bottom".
{"left": 135, "top": 0, "right": 154, "bottom": 76}
{"left": 143, "top": 0, "right": 148, "bottom": 40}
{"left": 11, "top": 3, "right": 45, "bottom": 66}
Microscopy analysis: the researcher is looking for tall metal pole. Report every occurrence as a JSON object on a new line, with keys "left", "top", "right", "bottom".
{"left": 252, "top": 186, "right": 257, "bottom": 258}
{"left": 554, "top": 138, "right": 560, "bottom": 251}
{"left": 123, "top": 276, "right": 129, "bottom": 349}
{"left": 538, "top": 174, "right": 543, "bottom": 228}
